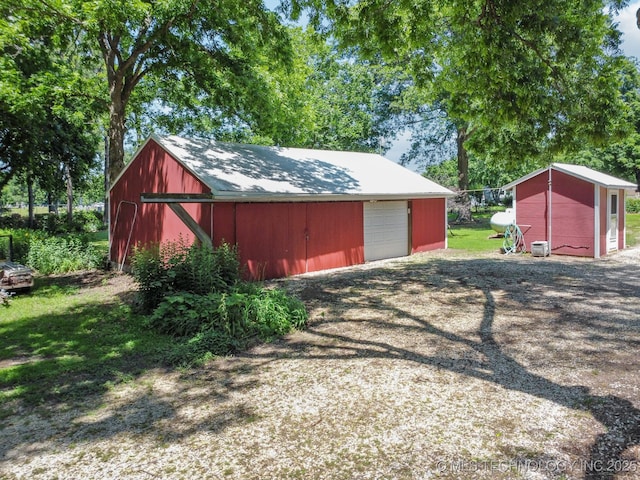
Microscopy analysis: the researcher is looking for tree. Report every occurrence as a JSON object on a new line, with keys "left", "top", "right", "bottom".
{"left": 121, "top": 26, "right": 409, "bottom": 155}
{"left": 6, "top": 0, "right": 299, "bottom": 185}
{"left": 288, "top": 29, "right": 408, "bottom": 152}
{"left": 0, "top": 7, "right": 102, "bottom": 223}
{"left": 300, "top": 0, "right": 630, "bottom": 198}
{"left": 559, "top": 58, "right": 640, "bottom": 189}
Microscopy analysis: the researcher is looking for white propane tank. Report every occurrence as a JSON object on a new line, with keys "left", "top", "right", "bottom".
{"left": 490, "top": 208, "right": 515, "bottom": 234}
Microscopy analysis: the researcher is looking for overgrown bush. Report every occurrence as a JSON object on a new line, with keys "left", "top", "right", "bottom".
{"left": 0, "top": 214, "right": 28, "bottom": 229}
{"left": 149, "top": 287, "right": 307, "bottom": 366}
{"left": 0, "top": 210, "right": 105, "bottom": 234}
{"left": 0, "top": 228, "right": 43, "bottom": 263}
{"left": 627, "top": 197, "right": 640, "bottom": 214}
{"left": 41, "top": 210, "right": 105, "bottom": 234}
{"left": 26, "top": 234, "right": 102, "bottom": 274}
{"left": 131, "top": 240, "right": 241, "bottom": 313}
{"left": 132, "top": 241, "right": 308, "bottom": 366}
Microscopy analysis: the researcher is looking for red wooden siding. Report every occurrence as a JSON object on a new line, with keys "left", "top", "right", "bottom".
{"left": 411, "top": 198, "right": 446, "bottom": 252}
{"left": 235, "top": 202, "right": 364, "bottom": 280}
{"left": 514, "top": 171, "right": 548, "bottom": 249}
{"left": 213, "top": 203, "right": 236, "bottom": 246}
{"left": 550, "top": 171, "right": 594, "bottom": 256}
{"left": 306, "top": 202, "right": 364, "bottom": 273}
{"left": 109, "top": 140, "right": 212, "bottom": 266}
{"left": 235, "top": 203, "right": 307, "bottom": 280}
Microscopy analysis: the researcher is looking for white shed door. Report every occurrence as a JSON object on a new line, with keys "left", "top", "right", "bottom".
{"left": 364, "top": 201, "right": 409, "bottom": 262}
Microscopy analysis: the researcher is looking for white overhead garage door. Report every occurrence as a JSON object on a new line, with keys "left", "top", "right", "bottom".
{"left": 364, "top": 201, "right": 409, "bottom": 262}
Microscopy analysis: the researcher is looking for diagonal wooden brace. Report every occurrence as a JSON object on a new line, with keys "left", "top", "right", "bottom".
{"left": 166, "top": 203, "right": 212, "bottom": 246}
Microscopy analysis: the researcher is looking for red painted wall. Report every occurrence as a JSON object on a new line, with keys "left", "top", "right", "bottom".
{"left": 514, "top": 171, "right": 548, "bottom": 248}
{"left": 109, "top": 139, "right": 212, "bottom": 266}
{"left": 306, "top": 202, "right": 364, "bottom": 273}
{"left": 411, "top": 198, "right": 446, "bottom": 252}
{"left": 213, "top": 203, "right": 236, "bottom": 246}
{"left": 236, "top": 203, "right": 307, "bottom": 280}
{"left": 515, "top": 168, "right": 596, "bottom": 257}
{"left": 550, "top": 171, "right": 594, "bottom": 256}
{"left": 235, "top": 202, "right": 364, "bottom": 280}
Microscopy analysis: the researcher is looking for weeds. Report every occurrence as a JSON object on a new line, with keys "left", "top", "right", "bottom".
{"left": 132, "top": 241, "right": 307, "bottom": 366}
{"left": 131, "top": 240, "right": 241, "bottom": 313}
{"left": 26, "top": 234, "right": 103, "bottom": 274}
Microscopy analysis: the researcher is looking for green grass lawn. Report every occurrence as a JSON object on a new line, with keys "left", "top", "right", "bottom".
{"left": 627, "top": 213, "right": 640, "bottom": 247}
{"left": 447, "top": 208, "right": 505, "bottom": 252}
{"left": 0, "top": 275, "right": 173, "bottom": 415}
{"left": 89, "top": 228, "right": 109, "bottom": 254}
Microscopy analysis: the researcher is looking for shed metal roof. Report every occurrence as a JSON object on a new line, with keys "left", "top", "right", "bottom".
{"left": 140, "top": 135, "right": 455, "bottom": 201}
{"left": 502, "top": 163, "right": 637, "bottom": 191}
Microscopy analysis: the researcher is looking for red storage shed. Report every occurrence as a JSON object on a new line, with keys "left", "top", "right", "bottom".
{"left": 109, "top": 135, "right": 455, "bottom": 279}
{"left": 502, "top": 163, "right": 637, "bottom": 258}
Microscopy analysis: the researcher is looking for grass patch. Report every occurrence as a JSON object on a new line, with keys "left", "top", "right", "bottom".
{"left": 89, "top": 229, "right": 109, "bottom": 254}
{"left": 448, "top": 208, "right": 505, "bottom": 253}
{"left": 626, "top": 213, "right": 640, "bottom": 247}
{"left": 0, "top": 275, "right": 174, "bottom": 411}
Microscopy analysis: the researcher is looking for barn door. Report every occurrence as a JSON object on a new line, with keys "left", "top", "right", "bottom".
{"left": 363, "top": 201, "right": 409, "bottom": 262}
{"left": 607, "top": 191, "right": 618, "bottom": 252}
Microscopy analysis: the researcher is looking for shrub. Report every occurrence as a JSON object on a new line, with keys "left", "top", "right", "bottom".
{"left": 627, "top": 197, "right": 640, "bottom": 214}
{"left": 130, "top": 243, "right": 168, "bottom": 313}
{"left": 40, "top": 210, "right": 105, "bottom": 234}
{"left": 26, "top": 234, "right": 102, "bottom": 274}
{"left": 131, "top": 240, "right": 241, "bottom": 313}
{"left": 67, "top": 210, "right": 105, "bottom": 233}
{"left": 0, "top": 214, "right": 27, "bottom": 229}
{"left": 149, "top": 286, "right": 308, "bottom": 366}
{"left": 133, "top": 240, "right": 308, "bottom": 366}
{"left": 0, "top": 228, "right": 44, "bottom": 263}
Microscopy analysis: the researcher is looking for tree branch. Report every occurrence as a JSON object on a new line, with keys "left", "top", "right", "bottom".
{"left": 38, "top": 0, "right": 85, "bottom": 27}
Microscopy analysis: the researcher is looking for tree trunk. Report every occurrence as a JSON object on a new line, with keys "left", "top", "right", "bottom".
{"left": 103, "top": 135, "right": 109, "bottom": 225}
{"left": 456, "top": 126, "right": 469, "bottom": 192}
{"left": 27, "top": 175, "right": 35, "bottom": 229}
{"left": 65, "top": 162, "right": 73, "bottom": 229}
{"left": 455, "top": 126, "right": 472, "bottom": 222}
{"left": 107, "top": 97, "right": 127, "bottom": 186}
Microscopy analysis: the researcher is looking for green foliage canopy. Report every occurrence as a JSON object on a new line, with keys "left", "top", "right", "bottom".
{"left": 18, "top": 0, "right": 296, "bottom": 183}
{"left": 298, "top": 0, "right": 631, "bottom": 168}
{"left": 0, "top": 8, "right": 102, "bottom": 198}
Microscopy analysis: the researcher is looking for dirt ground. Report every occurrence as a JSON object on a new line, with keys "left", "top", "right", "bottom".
{"left": 1, "top": 248, "right": 640, "bottom": 480}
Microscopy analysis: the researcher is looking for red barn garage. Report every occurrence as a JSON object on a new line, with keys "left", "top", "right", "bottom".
{"left": 503, "top": 163, "right": 636, "bottom": 258}
{"left": 109, "top": 135, "right": 454, "bottom": 279}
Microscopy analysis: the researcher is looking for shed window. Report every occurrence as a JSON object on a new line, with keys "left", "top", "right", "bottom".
{"left": 610, "top": 194, "right": 618, "bottom": 215}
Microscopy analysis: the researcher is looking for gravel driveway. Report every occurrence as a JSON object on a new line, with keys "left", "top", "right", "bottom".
{"left": 2, "top": 248, "right": 639, "bottom": 480}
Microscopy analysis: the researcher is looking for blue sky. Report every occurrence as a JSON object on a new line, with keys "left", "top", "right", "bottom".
{"left": 617, "top": 1, "right": 640, "bottom": 59}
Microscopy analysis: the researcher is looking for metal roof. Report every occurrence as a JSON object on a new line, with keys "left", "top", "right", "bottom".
{"left": 502, "top": 163, "right": 637, "bottom": 191}
{"left": 149, "top": 134, "right": 455, "bottom": 201}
